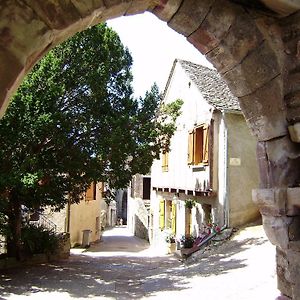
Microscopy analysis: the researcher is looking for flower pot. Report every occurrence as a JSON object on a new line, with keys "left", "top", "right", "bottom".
{"left": 167, "top": 242, "right": 176, "bottom": 254}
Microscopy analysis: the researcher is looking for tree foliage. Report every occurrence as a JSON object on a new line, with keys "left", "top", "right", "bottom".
{"left": 0, "top": 23, "right": 182, "bottom": 258}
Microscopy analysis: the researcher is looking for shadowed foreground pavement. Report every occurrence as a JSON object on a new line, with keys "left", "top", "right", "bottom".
{"left": 0, "top": 225, "right": 279, "bottom": 299}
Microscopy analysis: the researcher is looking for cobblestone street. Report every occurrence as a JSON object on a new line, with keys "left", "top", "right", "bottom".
{"left": 0, "top": 225, "right": 279, "bottom": 299}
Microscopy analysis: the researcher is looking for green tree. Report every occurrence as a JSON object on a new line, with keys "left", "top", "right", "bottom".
{"left": 0, "top": 24, "right": 182, "bottom": 259}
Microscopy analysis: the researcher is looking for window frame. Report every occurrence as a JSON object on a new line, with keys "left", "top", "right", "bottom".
{"left": 188, "top": 123, "right": 210, "bottom": 166}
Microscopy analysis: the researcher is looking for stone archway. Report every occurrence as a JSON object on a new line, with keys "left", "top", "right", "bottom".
{"left": 0, "top": 1, "right": 300, "bottom": 299}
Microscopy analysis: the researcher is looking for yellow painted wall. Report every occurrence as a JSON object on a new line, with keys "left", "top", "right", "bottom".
{"left": 226, "top": 114, "right": 260, "bottom": 227}
{"left": 69, "top": 182, "right": 103, "bottom": 246}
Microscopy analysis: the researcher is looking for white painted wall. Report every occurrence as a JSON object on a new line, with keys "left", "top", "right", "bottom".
{"left": 151, "top": 63, "right": 214, "bottom": 192}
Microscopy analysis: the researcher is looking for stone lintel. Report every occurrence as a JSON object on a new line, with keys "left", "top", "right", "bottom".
{"left": 288, "top": 123, "right": 300, "bottom": 143}
{"left": 252, "top": 188, "right": 286, "bottom": 216}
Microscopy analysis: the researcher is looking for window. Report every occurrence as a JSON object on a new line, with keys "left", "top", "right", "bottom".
{"left": 188, "top": 124, "right": 209, "bottom": 165}
{"left": 142, "top": 177, "right": 151, "bottom": 200}
{"left": 85, "top": 182, "right": 97, "bottom": 201}
{"left": 161, "top": 151, "right": 169, "bottom": 172}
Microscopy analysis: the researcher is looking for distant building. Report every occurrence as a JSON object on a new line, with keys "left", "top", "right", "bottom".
{"left": 44, "top": 182, "right": 104, "bottom": 247}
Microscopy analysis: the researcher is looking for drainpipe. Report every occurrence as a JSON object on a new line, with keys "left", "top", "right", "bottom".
{"left": 222, "top": 112, "right": 229, "bottom": 228}
{"left": 66, "top": 197, "right": 71, "bottom": 233}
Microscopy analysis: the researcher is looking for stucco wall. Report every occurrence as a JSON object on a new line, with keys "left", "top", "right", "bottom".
{"left": 151, "top": 62, "right": 214, "bottom": 191}
{"left": 226, "top": 114, "right": 260, "bottom": 227}
{"left": 69, "top": 198, "right": 101, "bottom": 246}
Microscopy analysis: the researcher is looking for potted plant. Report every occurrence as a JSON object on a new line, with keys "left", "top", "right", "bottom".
{"left": 180, "top": 235, "right": 195, "bottom": 249}
{"left": 185, "top": 199, "right": 196, "bottom": 209}
{"left": 165, "top": 232, "right": 176, "bottom": 254}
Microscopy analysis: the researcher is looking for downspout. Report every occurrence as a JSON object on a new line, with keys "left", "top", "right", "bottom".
{"left": 66, "top": 197, "right": 71, "bottom": 233}
{"left": 222, "top": 112, "right": 229, "bottom": 228}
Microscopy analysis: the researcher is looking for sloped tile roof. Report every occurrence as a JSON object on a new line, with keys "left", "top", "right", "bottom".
{"left": 177, "top": 59, "right": 240, "bottom": 112}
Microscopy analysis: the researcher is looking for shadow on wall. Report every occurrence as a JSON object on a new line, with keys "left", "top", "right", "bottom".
{"left": 0, "top": 235, "right": 268, "bottom": 299}
{"left": 134, "top": 215, "right": 149, "bottom": 241}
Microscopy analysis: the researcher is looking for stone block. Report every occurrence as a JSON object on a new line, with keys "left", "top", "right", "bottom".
{"left": 275, "top": 295, "right": 292, "bottom": 300}
{"left": 288, "top": 216, "right": 300, "bottom": 241}
{"left": 206, "top": 13, "right": 264, "bottom": 74}
{"left": 288, "top": 123, "right": 300, "bottom": 143}
{"left": 223, "top": 41, "right": 281, "bottom": 98}
{"left": 168, "top": 0, "right": 213, "bottom": 37}
{"left": 0, "top": 47, "right": 24, "bottom": 117}
{"left": 187, "top": 1, "right": 242, "bottom": 54}
{"left": 234, "top": 76, "right": 287, "bottom": 141}
{"left": 262, "top": 215, "right": 292, "bottom": 249}
{"left": 69, "top": 0, "right": 105, "bottom": 16}
{"left": 0, "top": 1, "right": 53, "bottom": 66}
{"left": 287, "top": 106, "right": 300, "bottom": 123}
{"left": 22, "top": 0, "right": 82, "bottom": 30}
{"left": 276, "top": 248, "right": 293, "bottom": 298}
{"left": 288, "top": 241, "right": 300, "bottom": 252}
{"left": 256, "top": 137, "right": 300, "bottom": 188}
{"left": 286, "top": 249, "right": 300, "bottom": 282}
{"left": 126, "top": 0, "right": 155, "bottom": 15}
{"left": 152, "top": 0, "right": 182, "bottom": 22}
{"left": 287, "top": 187, "right": 300, "bottom": 215}
{"left": 252, "top": 188, "right": 286, "bottom": 216}
{"left": 101, "top": 1, "right": 132, "bottom": 19}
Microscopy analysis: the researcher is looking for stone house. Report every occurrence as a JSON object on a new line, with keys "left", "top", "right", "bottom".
{"left": 149, "top": 59, "right": 260, "bottom": 247}
{"left": 44, "top": 182, "right": 104, "bottom": 247}
{"left": 127, "top": 174, "right": 151, "bottom": 240}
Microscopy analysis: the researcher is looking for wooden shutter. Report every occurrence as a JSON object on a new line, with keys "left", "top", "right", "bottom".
{"left": 159, "top": 200, "right": 165, "bottom": 230}
{"left": 162, "top": 151, "right": 169, "bottom": 172}
{"left": 194, "top": 127, "right": 203, "bottom": 165}
{"left": 202, "top": 125, "right": 209, "bottom": 164}
{"left": 171, "top": 203, "right": 176, "bottom": 234}
{"left": 187, "top": 130, "right": 194, "bottom": 164}
{"left": 85, "top": 182, "right": 97, "bottom": 201}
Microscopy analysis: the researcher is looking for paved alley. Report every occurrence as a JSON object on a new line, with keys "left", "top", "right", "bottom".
{"left": 0, "top": 225, "right": 279, "bottom": 299}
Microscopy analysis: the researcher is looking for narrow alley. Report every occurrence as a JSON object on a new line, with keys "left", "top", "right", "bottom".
{"left": 1, "top": 225, "right": 279, "bottom": 299}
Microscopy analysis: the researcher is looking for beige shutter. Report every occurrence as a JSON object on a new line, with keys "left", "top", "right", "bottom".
{"left": 187, "top": 130, "right": 194, "bottom": 165}
{"left": 171, "top": 203, "right": 176, "bottom": 234}
{"left": 162, "top": 151, "right": 169, "bottom": 172}
{"left": 202, "top": 125, "right": 209, "bottom": 164}
{"left": 159, "top": 200, "right": 165, "bottom": 230}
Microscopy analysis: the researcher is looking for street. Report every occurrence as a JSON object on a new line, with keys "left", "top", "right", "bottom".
{"left": 0, "top": 225, "right": 279, "bottom": 299}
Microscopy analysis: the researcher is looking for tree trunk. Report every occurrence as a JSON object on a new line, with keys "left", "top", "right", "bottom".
{"left": 7, "top": 193, "right": 23, "bottom": 260}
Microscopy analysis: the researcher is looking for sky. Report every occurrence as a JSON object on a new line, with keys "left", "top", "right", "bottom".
{"left": 107, "top": 12, "right": 212, "bottom": 98}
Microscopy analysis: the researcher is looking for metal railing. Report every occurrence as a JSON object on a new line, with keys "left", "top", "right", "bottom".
{"left": 30, "top": 214, "right": 57, "bottom": 232}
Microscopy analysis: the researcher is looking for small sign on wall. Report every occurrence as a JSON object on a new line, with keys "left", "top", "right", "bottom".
{"left": 230, "top": 157, "right": 241, "bottom": 166}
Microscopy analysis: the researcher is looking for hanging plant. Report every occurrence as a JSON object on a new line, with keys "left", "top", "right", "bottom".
{"left": 185, "top": 199, "right": 196, "bottom": 209}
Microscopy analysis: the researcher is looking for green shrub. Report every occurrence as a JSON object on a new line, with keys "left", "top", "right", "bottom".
{"left": 21, "top": 224, "right": 59, "bottom": 255}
